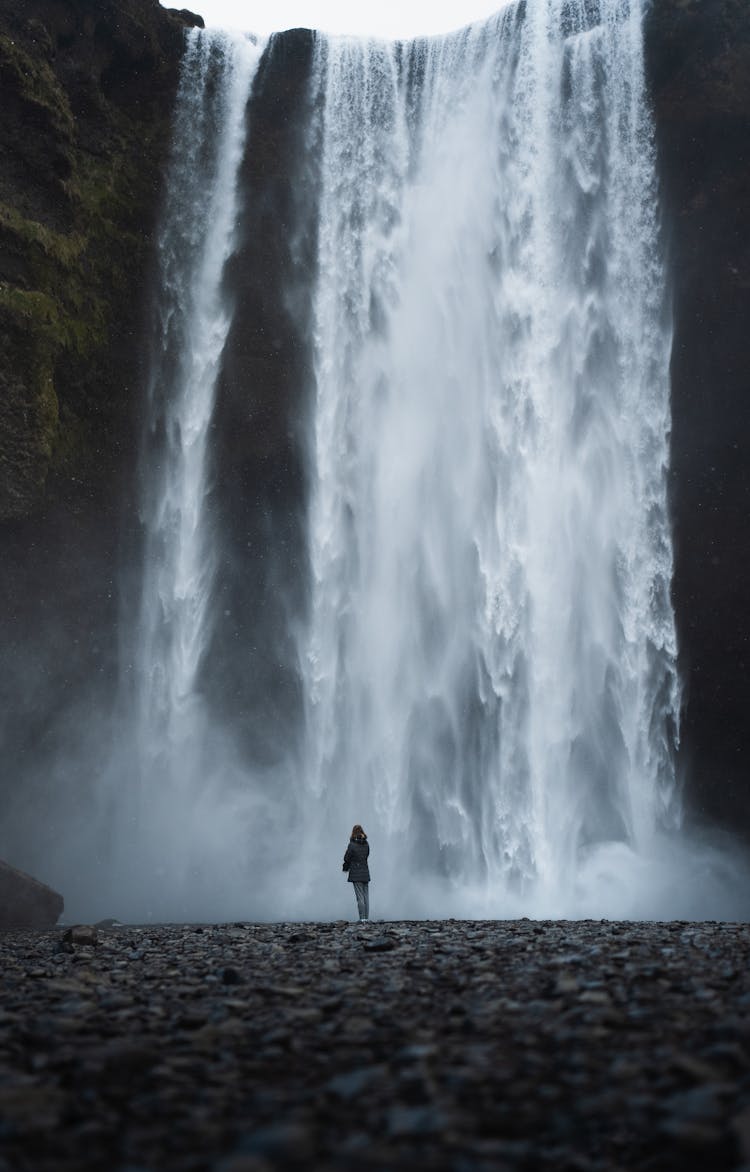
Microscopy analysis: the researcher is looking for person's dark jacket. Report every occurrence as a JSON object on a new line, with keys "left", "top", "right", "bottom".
{"left": 343, "top": 835, "right": 370, "bottom": 883}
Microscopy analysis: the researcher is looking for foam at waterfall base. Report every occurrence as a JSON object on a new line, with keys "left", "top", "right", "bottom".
{"left": 48, "top": 792, "right": 750, "bottom": 924}
{"left": 352, "top": 836, "right": 750, "bottom": 924}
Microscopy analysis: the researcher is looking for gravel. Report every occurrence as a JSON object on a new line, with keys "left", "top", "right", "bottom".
{"left": 0, "top": 918, "right": 748, "bottom": 1170}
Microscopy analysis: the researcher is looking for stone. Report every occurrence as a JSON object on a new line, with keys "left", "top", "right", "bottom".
{"left": 0, "top": 859, "right": 63, "bottom": 929}
{"left": 62, "top": 925, "right": 97, "bottom": 946}
{"left": 325, "top": 1065, "right": 387, "bottom": 1100}
{"left": 0, "top": 918, "right": 748, "bottom": 1170}
{"left": 364, "top": 936, "right": 396, "bottom": 952}
{"left": 386, "top": 1104, "right": 446, "bottom": 1136}
{"left": 166, "top": 8, "right": 205, "bottom": 29}
{"left": 234, "top": 1123, "right": 312, "bottom": 1158}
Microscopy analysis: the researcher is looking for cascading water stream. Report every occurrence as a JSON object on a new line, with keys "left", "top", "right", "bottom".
{"left": 111, "top": 29, "right": 265, "bottom": 915}
{"left": 301, "top": 0, "right": 683, "bottom": 916}
{"left": 81, "top": 1, "right": 748, "bottom": 923}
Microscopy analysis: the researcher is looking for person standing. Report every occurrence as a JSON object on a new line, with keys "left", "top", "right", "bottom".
{"left": 343, "top": 824, "right": 370, "bottom": 921}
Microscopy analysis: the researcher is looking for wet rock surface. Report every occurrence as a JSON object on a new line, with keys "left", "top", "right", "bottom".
{"left": 645, "top": 0, "right": 750, "bottom": 832}
{"left": 0, "top": 859, "right": 63, "bottom": 929}
{"left": 0, "top": 918, "right": 749, "bottom": 1170}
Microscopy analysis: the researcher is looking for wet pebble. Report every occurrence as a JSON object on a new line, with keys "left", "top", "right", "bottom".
{"left": 0, "top": 918, "right": 748, "bottom": 1170}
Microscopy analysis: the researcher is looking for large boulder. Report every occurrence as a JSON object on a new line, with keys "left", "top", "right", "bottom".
{"left": 0, "top": 858, "right": 63, "bottom": 928}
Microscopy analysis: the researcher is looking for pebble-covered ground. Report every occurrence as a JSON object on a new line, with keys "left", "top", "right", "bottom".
{"left": 1, "top": 919, "right": 749, "bottom": 1171}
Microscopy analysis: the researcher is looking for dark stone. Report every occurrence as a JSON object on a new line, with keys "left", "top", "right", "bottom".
{"left": 645, "top": 0, "right": 750, "bottom": 835}
{"left": 364, "top": 937, "right": 397, "bottom": 953}
{"left": 386, "top": 1105, "right": 447, "bottom": 1136}
{"left": 235, "top": 1122, "right": 313, "bottom": 1158}
{"left": 0, "top": 858, "right": 63, "bottom": 928}
{"left": 0, "top": 920, "right": 747, "bottom": 1169}
{"left": 325, "top": 1066, "right": 387, "bottom": 1100}
{"left": 62, "top": 924, "right": 98, "bottom": 946}
{"left": 167, "top": 8, "right": 205, "bottom": 28}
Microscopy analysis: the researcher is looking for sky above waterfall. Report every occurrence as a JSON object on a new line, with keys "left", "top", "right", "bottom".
{"left": 173, "top": 0, "right": 506, "bottom": 38}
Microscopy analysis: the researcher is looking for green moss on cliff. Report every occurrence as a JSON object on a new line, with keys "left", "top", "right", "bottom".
{"left": 0, "top": 283, "right": 104, "bottom": 353}
{"left": 0, "top": 305, "right": 58, "bottom": 516}
{"left": 0, "top": 204, "right": 83, "bottom": 265}
{"left": 0, "top": 0, "right": 196, "bottom": 519}
{"left": 0, "top": 197, "right": 108, "bottom": 373}
{"left": 0, "top": 32, "right": 75, "bottom": 140}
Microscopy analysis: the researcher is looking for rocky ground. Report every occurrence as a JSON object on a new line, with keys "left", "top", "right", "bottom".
{"left": 0, "top": 919, "right": 749, "bottom": 1171}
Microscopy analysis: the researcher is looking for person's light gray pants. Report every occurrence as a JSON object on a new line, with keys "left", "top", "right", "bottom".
{"left": 353, "top": 882, "right": 369, "bottom": 921}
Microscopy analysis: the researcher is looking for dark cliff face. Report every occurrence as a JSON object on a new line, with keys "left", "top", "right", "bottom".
{"left": 645, "top": 0, "right": 750, "bottom": 833}
{"left": 0, "top": 0, "right": 203, "bottom": 521}
{"left": 206, "top": 29, "right": 318, "bottom": 762}
{"left": 0, "top": 0, "right": 201, "bottom": 813}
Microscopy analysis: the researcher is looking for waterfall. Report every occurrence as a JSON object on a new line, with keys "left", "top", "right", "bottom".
{"left": 112, "top": 30, "right": 265, "bottom": 917}
{"left": 81, "top": 2, "right": 749, "bottom": 924}
{"left": 301, "top": 0, "right": 683, "bottom": 916}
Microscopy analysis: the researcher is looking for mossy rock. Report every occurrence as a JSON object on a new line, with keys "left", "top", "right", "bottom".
{"left": 0, "top": 303, "right": 58, "bottom": 518}
{"left": 0, "top": 0, "right": 201, "bottom": 520}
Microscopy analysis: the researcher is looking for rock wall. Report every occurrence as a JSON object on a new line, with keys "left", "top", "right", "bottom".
{"left": 646, "top": 0, "right": 750, "bottom": 833}
{"left": 206, "top": 29, "right": 317, "bottom": 763}
{"left": 0, "top": 0, "right": 202, "bottom": 521}
{"left": 0, "top": 0, "right": 201, "bottom": 829}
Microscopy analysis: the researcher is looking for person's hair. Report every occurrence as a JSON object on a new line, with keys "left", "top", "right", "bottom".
{"left": 351, "top": 824, "right": 366, "bottom": 839}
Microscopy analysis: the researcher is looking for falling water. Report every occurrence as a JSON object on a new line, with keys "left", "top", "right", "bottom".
{"left": 111, "top": 30, "right": 265, "bottom": 916}
{"left": 301, "top": 0, "right": 685, "bottom": 917}
{"left": 70, "top": 3, "right": 750, "bottom": 923}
